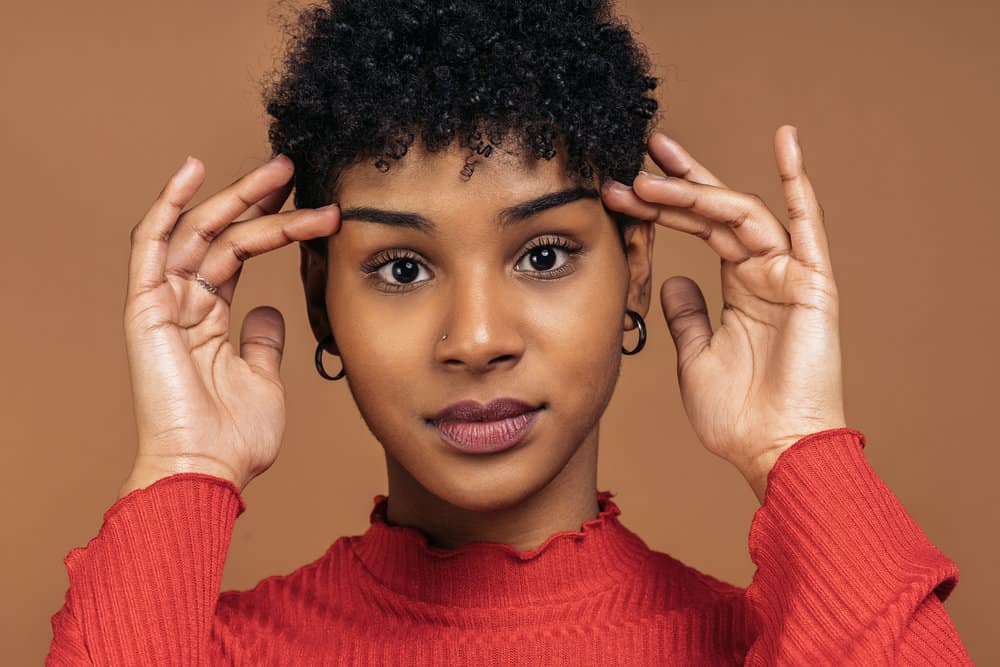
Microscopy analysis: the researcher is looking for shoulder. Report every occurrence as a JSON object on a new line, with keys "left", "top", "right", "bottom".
{"left": 619, "top": 548, "right": 752, "bottom": 660}
{"left": 639, "top": 548, "right": 746, "bottom": 608}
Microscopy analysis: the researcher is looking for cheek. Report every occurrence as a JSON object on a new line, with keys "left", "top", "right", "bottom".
{"left": 527, "top": 258, "right": 626, "bottom": 422}
{"left": 324, "top": 241, "right": 628, "bottom": 446}
{"left": 326, "top": 284, "right": 436, "bottom": 429}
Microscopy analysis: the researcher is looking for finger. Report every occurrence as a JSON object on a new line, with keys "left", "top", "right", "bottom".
{"left": 195, "top": 205, "right": 340, "bottom": 305}
{"left": 213, "top": 264, "right": 243, "bottom": 305}
{"left": 602, "top": 182, "right": 752, "bottom": 262}
{"left": 239, "top": 305, "right": 285, "bottom": 383}
{"left": 774, "top": 125, "right": 832, "bottom": 272}
{"left": 660, "top": 276, "right": 713, "bottom": 374}
{"left": 631, "top": 173, "right": 792, "bottom": 258}
{"left": 127, "top": 156, "right": 206, "bottom": 298}
{"left": 164, "top": 154, "right": 296, "bottom": 276}
{"left": 647, "top": 131, "right": 728, "bottom": 188}
{"left": 232, "top": 176, "right": 295, "bottom": 222}
{"left": 214, "top": 179, "right": 296, "bottom": 303}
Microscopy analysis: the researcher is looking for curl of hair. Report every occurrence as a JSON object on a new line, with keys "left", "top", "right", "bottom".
{"left": 262, "top": 0, "right": 660, "bottom": 234}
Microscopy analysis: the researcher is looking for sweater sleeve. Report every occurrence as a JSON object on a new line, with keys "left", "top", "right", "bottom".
{"left": 741, "top": 427, "right": 972, "bottom": 665}
{"left": 46, "top": 473, "right": 246, "bottom": 666}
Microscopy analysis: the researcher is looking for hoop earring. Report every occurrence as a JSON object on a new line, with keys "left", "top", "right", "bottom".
{"left": 315, "top": 334, "right": 346, "bottom": 381}
{"left": 622, "top": 309, "right": 646, "bottom": 355}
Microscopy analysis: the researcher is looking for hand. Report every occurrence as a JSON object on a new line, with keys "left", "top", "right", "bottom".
{"left": 120, "top": 154, "right": 340, "bottom": 497}
{"left": 602, "top": 127, "right": 846, "bottom": 503}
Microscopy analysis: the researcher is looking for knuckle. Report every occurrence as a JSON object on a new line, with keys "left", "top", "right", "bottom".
{"left": 129, "top": 221, "right": 169, "bottom": 245}
{"left": 786, "top": 194, "right": 818, "bottom": 222}
{"left": 725, "top": 207, "right": 752, "bottom": 230}
{"left": 160, "top": 190, "right": 187, "bottom": 211}
{"left": 691, "top": 222, "right": 713, "bottom": 241}
{"left": 227, "top": 174, "right": 259, "bottom": 209}
{"left": 195, "top": 225, "right": 219, "bottom": 244}
{"left": 787, "top": 203, "right": 810, "bottom": 222}
{"left": 227, "top": 237, "right": 254, "bottom": 263}
{"left": 778, "top": 168, "right": 798, "bottom": 184}
{"left": 164, "top": 265, "right": 195, "bottom": 281}
{"left": 671, "top": 303, "right": 708, "bottom": 322}
{"left": 234, "top": 188, "right": 256, "bottom": 210}
{"left": 745, "top": 192, "right": 766, "bottom": 210}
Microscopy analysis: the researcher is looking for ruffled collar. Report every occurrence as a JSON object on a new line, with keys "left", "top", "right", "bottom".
{"left": 350, "top": 490, "right": 652, "bottom": 607}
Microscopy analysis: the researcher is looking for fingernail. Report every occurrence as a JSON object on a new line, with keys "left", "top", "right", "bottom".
{"left": 319, "top": 202, "right": 339, "bottom": 212}
{"left": 638, "top": 170, "right": 665, "bottom": 181}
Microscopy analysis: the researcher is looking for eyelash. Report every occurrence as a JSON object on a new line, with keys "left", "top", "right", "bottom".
{"left": 360, "top": 236, "right": 584, "bottom": 293}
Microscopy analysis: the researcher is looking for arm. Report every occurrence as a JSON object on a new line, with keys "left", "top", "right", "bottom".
{"left": 46, "top": 473, "right": 245, "bottom": 666}
{"left": 742, "top": 428, "right": 972, "bottom": 665}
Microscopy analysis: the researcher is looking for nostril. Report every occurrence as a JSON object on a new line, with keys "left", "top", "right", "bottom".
{"left": 490, "top": 354, "right": 516, "bottom": 364}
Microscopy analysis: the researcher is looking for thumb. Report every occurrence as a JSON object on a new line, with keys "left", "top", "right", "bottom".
{"left": 660, "top": 276, "right": 713, "bottom": 372}
{"left": 239, "top": 306, "right": 286, "bottom": 382}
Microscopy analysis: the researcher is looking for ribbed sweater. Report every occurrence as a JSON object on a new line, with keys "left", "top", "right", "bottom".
{"left": 46, "top": 428, "right": 971, "bottom": 665}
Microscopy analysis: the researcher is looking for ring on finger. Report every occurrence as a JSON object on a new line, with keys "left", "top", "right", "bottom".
{"left": 195, "top": 272, "right": 219, "bottom": 295}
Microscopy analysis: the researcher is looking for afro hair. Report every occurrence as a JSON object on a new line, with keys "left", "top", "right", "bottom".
{"left": 262, "top": 0, "right": 660, "bottom": 218}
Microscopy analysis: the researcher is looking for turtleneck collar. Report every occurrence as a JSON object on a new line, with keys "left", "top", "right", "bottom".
{"left": 350, "top": 490, "right": 653, "bottom": 607}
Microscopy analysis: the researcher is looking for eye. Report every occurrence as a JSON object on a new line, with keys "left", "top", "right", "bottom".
{"left": 514, "top": 236, "right": 583, "bottom": 278}
{"left": 361, "top": 249, "right": 432, "bottom": 292}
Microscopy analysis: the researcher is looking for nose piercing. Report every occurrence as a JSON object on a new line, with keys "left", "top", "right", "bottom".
{"left": 441, "top": 334, "right": 448, "bottom": 341}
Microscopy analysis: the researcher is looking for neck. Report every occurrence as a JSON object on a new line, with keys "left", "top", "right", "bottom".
{"left": 383, "top": 425, "right": 601, "bottom": 551}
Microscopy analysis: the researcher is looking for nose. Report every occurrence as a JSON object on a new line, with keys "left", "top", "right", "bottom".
{"left": 434, "top": 272, "right": 525, "bottom": 374}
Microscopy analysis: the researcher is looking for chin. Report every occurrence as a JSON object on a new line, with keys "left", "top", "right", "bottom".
{"left": 426, "top": 466, "right": 559, "bottom": 514}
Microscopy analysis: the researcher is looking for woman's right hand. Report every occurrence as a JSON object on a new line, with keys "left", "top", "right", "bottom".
{"left": 118, "top": 154, "right": 340, "bottom": 498}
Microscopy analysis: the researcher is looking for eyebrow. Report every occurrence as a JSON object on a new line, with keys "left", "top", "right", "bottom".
{"left": 338, "top": 186, "right": 600, "bottom": 233}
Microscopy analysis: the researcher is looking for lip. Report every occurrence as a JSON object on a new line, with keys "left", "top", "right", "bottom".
{"left": 427, "top": 398, "right": 544, "bottom": 454}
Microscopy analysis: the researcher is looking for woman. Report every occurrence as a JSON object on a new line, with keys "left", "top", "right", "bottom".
{"left": 48, "top": 0, "right": 970, "bottom": 664}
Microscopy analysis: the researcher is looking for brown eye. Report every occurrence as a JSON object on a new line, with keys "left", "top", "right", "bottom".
{"left": 389, "top": 259, "right": 421, "bottom": 283}
{"left": 527, "top": 247, "right": 558, "bottom": 271}
{"left": 515, "top": 244, "right": 576, "bottom": 274}
{"left": 361, "top": 249, "right": 433, "bottom": 292}
{"left": 377, "top": 258, "right": 429, "bottom": 285}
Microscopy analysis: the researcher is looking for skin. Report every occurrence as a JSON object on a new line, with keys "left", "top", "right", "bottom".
{"left": 119, "top": 125, "right": 846, "bottom": 554}
{"left": 300, "top": 137, "right": 653, "bottom": 548}
{"left": 602, "top": 127, "right": 846, "bottom": 499}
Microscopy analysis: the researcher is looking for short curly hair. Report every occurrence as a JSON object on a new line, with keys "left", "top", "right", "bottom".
{"left": 262, "top": 0, "right": 660, "bottom": 224}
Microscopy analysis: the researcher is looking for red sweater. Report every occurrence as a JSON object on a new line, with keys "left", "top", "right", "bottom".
{"left": 46, "top": 428, "right": 971, "bottom": 665}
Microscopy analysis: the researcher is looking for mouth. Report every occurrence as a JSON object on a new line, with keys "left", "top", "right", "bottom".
{"left": 426, "top": 397, "right": 546, "bottom": 454}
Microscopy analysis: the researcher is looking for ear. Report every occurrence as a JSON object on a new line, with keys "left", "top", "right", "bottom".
{"left": 300, "top": 241, "right": 338, "bottom": 354}
{"left": 621, "top": 220, "right": 655, "bottom": 331}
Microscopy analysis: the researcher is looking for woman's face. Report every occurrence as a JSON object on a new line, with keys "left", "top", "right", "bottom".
{"left": 303, "top": 139, "right": 654, "bottom": 512}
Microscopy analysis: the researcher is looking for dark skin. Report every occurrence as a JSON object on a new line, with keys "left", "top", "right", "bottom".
{"left": 301, "top": 138, "right": 655, "bottom": 549}
{"left": 120, "top": 125, "right": 845, "bottom": 554}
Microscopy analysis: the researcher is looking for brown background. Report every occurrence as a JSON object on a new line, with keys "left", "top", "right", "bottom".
{"left": 2, "top": 0, "right": 996, "bottom": 662}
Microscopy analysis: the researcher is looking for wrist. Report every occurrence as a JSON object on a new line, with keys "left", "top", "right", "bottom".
{"left": 740, "top": 446, "right": 792, "bottom": 505}
{"left": 119, "top": 456, "right": 245, "bottom": 499}
{"left": 738, "top": 425, "right": 853, "bottom": 504}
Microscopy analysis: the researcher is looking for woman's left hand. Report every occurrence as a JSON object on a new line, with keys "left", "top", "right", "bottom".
{"left": 601, "top": 126, "right": 847, "bottom": 504}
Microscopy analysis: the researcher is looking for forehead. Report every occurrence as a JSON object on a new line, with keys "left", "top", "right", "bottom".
{"left": 333, "top": 136, "right": 589, "bottom": 211}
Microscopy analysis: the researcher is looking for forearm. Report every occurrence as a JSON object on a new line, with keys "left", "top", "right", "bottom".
{"left": 49, "top": 473, "right": 245, "bottom": 665}
{"left": 742, "top": 428, "right": 970, "bottom": 664}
